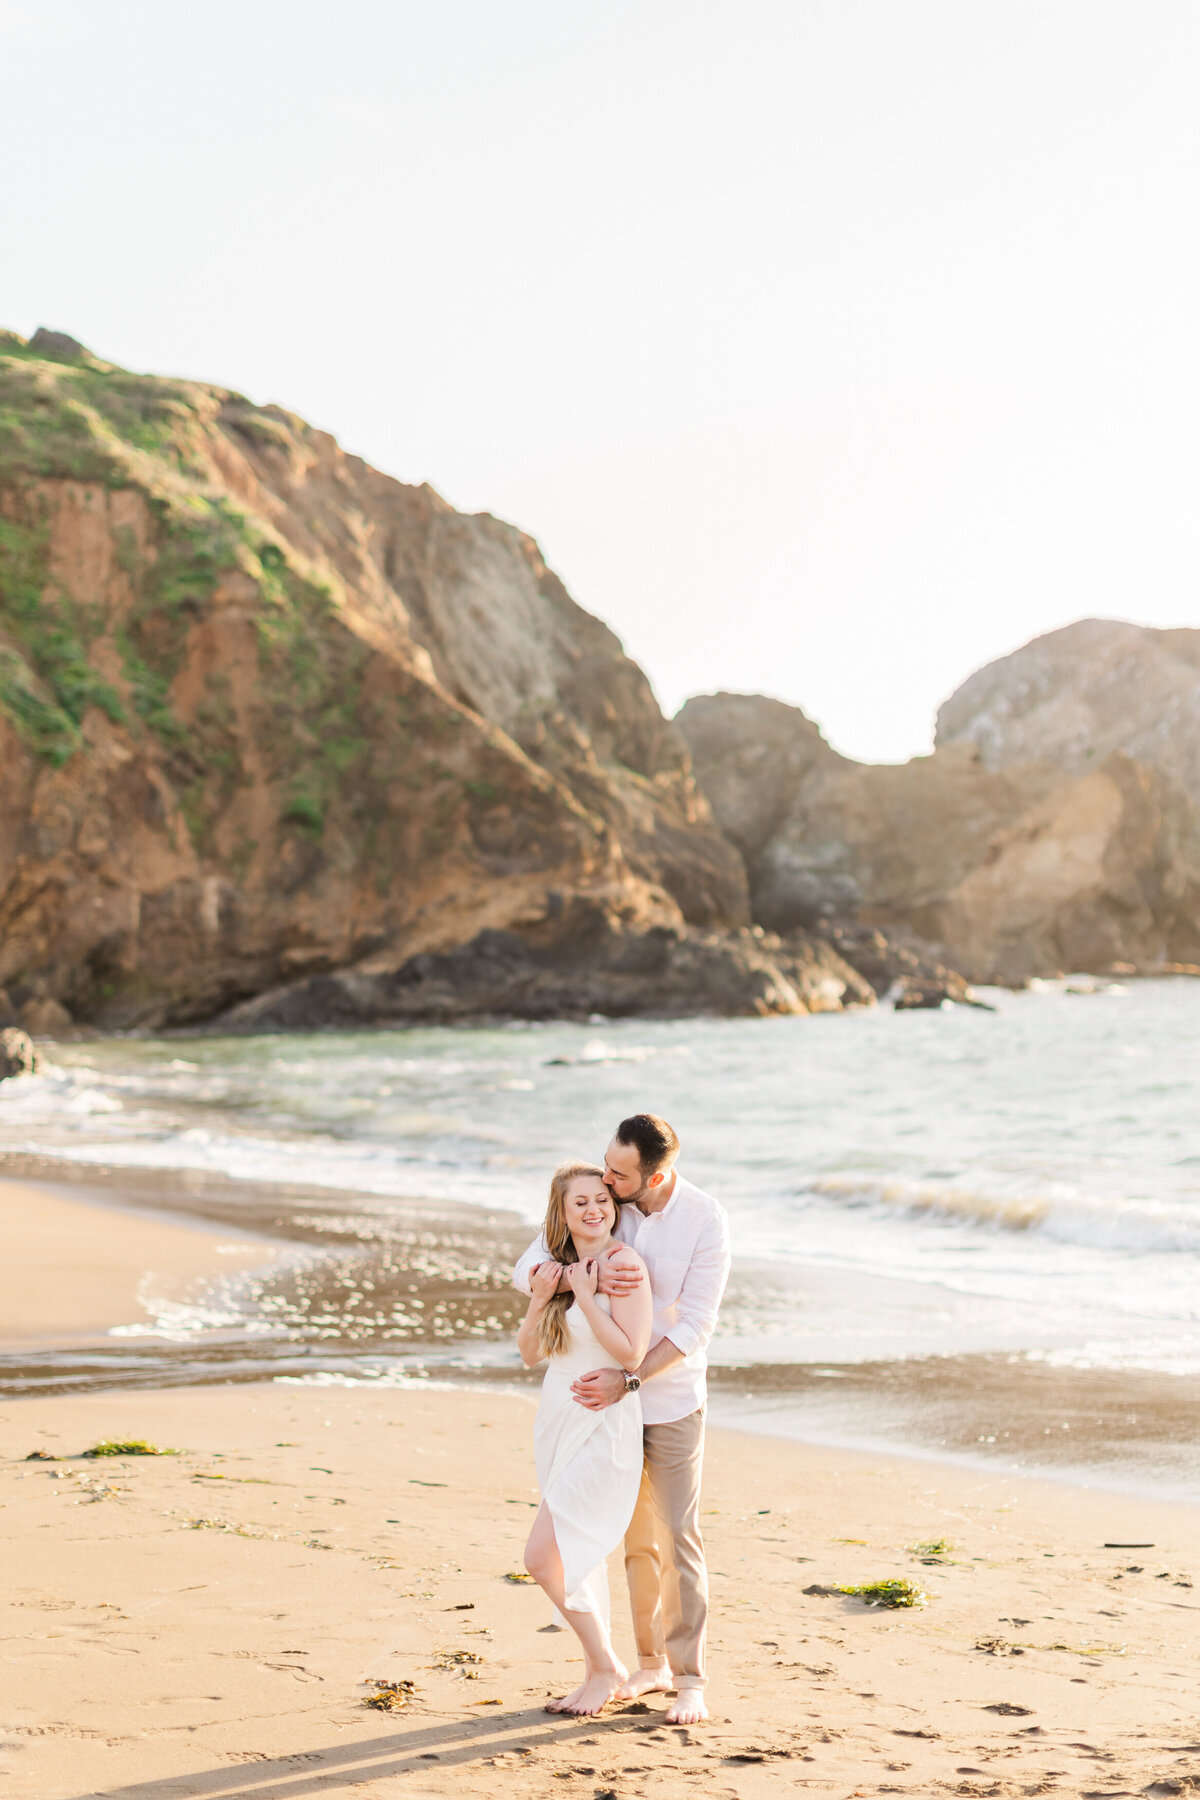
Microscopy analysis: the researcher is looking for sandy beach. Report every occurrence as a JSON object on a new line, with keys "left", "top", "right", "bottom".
{"left": 3, "top": 1382, "right": 1200, "bottom": 1800}
{"left": 2, "top": 1182, "right": 1199, "bottom": 1799}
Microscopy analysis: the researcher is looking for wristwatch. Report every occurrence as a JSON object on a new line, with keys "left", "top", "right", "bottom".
{"left": 623, "top": 1372, "right": 642, "bottom": 1395}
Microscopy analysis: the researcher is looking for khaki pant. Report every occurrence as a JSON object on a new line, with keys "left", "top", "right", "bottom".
{"left": 623, "top": 1409, "right": 708, "bottom": 1687}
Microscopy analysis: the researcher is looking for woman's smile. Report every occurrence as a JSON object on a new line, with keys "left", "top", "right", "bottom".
{"left": 567, "top": 1179, "right": 616, "bottom": 1241}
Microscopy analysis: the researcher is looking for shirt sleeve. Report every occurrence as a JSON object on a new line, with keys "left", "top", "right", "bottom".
{"left": 512, "top": 1233, "right": 552, "bottom": 1295}
{"left": 662, "top": 1206, "right": 732, "bottom": 1358}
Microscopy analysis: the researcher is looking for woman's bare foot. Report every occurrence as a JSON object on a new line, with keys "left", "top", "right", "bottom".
{"left": 614, "top": 1661, "right": 673, "bottom": 1702}
{"left": 564, "top": 1667, "right": 627, "bottom": 1715}
{"left": 545, "top": 1677, "right": 591, "bottom": 1713}
{"left": 665, "top": 1684, "right": 709, "bottom": 1725}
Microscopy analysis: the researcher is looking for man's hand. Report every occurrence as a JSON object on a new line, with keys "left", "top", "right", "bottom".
{"left": 570, "top": 1367, "right": 627, "bottom": 1411}
{"left": 596, "top": 1249, "right": 644, "bottom": 1299}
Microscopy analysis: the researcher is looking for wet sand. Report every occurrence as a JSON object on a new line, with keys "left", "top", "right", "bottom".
{"left": 708, "top": 1352, "right": 1200, "bottom": 1502}
{"left": 0, "top": 1178, "right": 281, "bottom": 1349}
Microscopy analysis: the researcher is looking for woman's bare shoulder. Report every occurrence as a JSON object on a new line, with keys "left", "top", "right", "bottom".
{"left": 603, "top": 1243, "right": 646, "bottom": 1270}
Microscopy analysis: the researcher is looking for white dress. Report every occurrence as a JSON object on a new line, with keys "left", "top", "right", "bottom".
{"left": 534, "top": 1294, "right": 644, "bottom": 1623}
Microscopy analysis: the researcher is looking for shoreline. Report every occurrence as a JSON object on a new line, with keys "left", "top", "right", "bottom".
{"left": 21, "top": 964, "right": 1200, "bottom": 1046}
{"left": 0, "top": 1175, "right": 287, "bottom": 1351}
{"left": 3, "top": 1163, "right": 1200, "bottom": 1504}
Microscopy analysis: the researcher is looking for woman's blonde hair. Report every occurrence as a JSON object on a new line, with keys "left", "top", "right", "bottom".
{"left": 535, "top": 1160, "right": 612, "bottom": 1360}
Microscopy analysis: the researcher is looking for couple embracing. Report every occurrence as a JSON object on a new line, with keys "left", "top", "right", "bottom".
{"left": 513, "top": 1112, "right": 731, "bottom": 1721}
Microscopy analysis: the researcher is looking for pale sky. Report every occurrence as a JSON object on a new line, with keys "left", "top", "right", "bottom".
{"left": 3, "top": 1, "right": 1199, "bottom": 762}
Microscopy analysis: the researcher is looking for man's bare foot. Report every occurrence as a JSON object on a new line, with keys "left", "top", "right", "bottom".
{"left": 564, "top": 1667, "right": 627, "bottom": 1715}
{"left": 614, "top": 1663, "right": 673, "bottom": 1702}
{"left": 666, "top": 1685, "right": 709, "bottom": 1725}
{"left": 545, "top": 1678, "right": 590, "bottom": 1713}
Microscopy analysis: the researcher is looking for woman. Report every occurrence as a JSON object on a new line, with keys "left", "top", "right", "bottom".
{"left": 517, "top": 1160, "right": 652, "bottom": 1716}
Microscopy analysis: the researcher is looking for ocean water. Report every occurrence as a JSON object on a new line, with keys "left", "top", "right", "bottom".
{"left": 3, "top": 976, "right": 1200, "bottom": 1380}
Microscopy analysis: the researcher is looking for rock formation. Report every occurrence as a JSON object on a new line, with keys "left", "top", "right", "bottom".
{"left": 224, "top": 918, "right": 874, "bottom": 1032}
{"left": 936, "top": 618, "right": 1200, "bottom": 801}
{"left": 0, "top": 1026, "right": 40, "bottom": 1078}
{"left": 678, "top": 689, "right": 1200, "bottom": 985}
{"left": 0, "top": 328, "right": 857, "bottom": 1030}
{"left": 11, "top": 332, "right": 1191, "bottom": 1022}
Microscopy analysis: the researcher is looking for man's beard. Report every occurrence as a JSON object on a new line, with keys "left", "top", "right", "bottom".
{"left": 606, "top": 1176, "right": 651, "bottom": 1207}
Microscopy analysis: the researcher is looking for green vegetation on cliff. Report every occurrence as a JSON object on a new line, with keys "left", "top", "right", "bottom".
{"left": 0, "top": 334, "right": 373, "bottom": 844}
{"left": 0, "top": 510, "right": 123, "bottom": 764}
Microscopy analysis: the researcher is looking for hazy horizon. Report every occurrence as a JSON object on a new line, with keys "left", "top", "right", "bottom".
{"left": 3, "top": 0, "right": 1198, "bottom": 762}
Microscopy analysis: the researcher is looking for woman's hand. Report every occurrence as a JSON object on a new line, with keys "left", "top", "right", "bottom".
{"left": 565, "top": 1257, "right": 600, "bottom": 1298}
{"left": 530, "top": 1260, "right": 563, "bottom": 1302}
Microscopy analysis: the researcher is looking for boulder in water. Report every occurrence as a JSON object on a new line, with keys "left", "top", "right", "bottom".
{"left": 0, "top": 1029, "right": 41, "bottom": 1079}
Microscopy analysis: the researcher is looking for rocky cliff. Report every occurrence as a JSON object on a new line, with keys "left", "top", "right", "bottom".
{"left": 936, "top": 617, "right": 1200, "bottom": 801}
{"left": 678, "top": 688, "right": 1200, "bottom": 985}
{"left": 13, "top": 332, "right": 1186, "bottom": 1024}
{"left": 1, "top": 328, "right": 868, "bottom": 1030}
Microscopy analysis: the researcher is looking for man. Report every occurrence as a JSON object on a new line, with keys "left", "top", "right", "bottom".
{"left": 513, "top": 1112, "right": 731, "bottom": 1725}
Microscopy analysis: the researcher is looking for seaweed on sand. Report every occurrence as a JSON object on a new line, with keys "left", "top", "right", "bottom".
{"left": 82, "top": 1439, "right": 178, "bottom": 1458}
{"left": 838, "top": 1578, "right": 929, "bottom": 1609}
{"left": 434, "top": 1650, "right": 484, "bottom": 1679}
{"left": 364, "top": 1680, "right": 418, "bottom": 1712}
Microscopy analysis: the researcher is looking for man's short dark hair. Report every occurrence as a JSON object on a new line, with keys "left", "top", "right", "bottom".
{"left": 615, "top": 1112, "right": 680, "bottom": 1174}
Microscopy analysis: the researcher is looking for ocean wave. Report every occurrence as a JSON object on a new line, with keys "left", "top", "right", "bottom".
{"left": 809, "top": 1174, "right": 1200, "bottom": 1254}
{"left": 11, "top": 1121, "right": 538, "bottom": 1218}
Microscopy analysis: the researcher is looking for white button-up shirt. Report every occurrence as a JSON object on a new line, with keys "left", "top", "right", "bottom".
{"left": 513, "top": 1171, "right": 731, "bottom": 1426}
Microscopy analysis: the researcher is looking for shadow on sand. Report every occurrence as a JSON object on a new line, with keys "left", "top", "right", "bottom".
{"left": 65, "top": 1701, "right": 675, "bottom": 1799}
